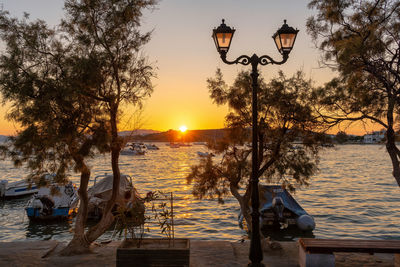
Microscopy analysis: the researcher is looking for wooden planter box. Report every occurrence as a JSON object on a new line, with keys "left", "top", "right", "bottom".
{"left": 116, "top": 238, "right": 190, "bottom": 267}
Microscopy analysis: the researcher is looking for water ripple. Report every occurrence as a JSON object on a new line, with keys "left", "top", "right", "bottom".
{"left": 0, "top": 144, "right": 400, "bottom": 241}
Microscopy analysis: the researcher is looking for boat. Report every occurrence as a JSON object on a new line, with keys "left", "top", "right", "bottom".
{"left": 166, "top": 142, "right": 180, "bottom": 148}
{"left": 133, "top": 142, "right": 147, "bottom": 150}
{"left": 258, "top": 185, "right": 315, "bottom": 231}
{"left": 178, "top": 142, "right": 192, "bottom": 147}
{"left": 0, "top": 174, "right": 54, "bottom": 199}
{"left": 0, "top": 179, "right": 39, "bottom": 199}
{"left": 239, "top": 185, "right": 315, "bottom": 232}
{"left": 145, "top": 143, "right": 159, "bottom": 150}
{"left": 87, "top": 174, "right": 143, "bottom": 220}
{"left": 196, "top": 151, "right": 214, "bottom": 157}
{"left": 193, "top": 142, "right": 207, "bottom": 146}
{"left": 25, "top": 181, "right": 79, "bottom": 220}
{"left": 120, "top": 143, "right": 146, "bottom": 155}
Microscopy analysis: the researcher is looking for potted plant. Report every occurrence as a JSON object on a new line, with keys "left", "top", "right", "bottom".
{"left": 116, "top": 191, "right": 190, "bottom": 267}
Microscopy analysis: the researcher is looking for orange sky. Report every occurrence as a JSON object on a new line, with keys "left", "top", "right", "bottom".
{"left": 0, "top": 0, "right": 382, "bottom": 136}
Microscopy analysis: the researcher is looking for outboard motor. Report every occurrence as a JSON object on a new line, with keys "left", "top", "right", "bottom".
{"left": 64, "top": 183, "right": 74, "bottom": 197}
{"left": 39, "top": 196, "right": 55, "bottom": 216}
{"left": 272, "top": 197, "right": 285, "bottom": 222}
{"left": 0, "top": 180, "right": 8, "bottom": 198}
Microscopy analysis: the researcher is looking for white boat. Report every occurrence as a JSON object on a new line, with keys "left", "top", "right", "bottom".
{"left": 145, "top": 143, "right": 159, "bottom": 150}
{"left": 133, "top": 143, "right": 147, "bottom": 150}
{"left": 0, "top": 179, "right": 39, "bottom": 199}
{"left": 0, "top": 174, "right": 55, "bottom": 199}
{"left": 197, "top": 151, "right": 215, "bottom": 157}
{"left": 25, "top": 181, "right": 79, "bottom": 220}
{"left": 193, "top": 142, "right": 207, "bottom": 146}
{"left": 87, "top": 174, "right": 143, "bottom": 220}
{"left": 120, "top": 143, "right": 146, "bottom": 155}
{"left": 178, "top": 142, "right": 192, "bottom": 147}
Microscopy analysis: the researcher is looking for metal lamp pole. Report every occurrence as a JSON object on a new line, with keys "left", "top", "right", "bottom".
{"left": 212, "top": 19, "right": 298, "bottom": 267}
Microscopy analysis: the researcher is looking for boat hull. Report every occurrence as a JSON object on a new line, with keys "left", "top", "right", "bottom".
{"left": 239, "top": 185, "right": 315, "bottom": 232}
{"left": 25, "top": 181, "right": 78, "bottom": 221}
{"left": 259, "top": 185, "right": 315, "bottom": 231}
{"left": 1, "top": 180, "right": 39, "bottom": 199}
{"left": 25, "top": 207, "right": 75, "bottom": 221}
{"left": 3, "top": 186, "right": 38, "bottom": 199}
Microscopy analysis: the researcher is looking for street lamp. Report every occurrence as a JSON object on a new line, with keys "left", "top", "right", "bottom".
{"left": 212, "top": 19, "right": 298, "bottom": 267}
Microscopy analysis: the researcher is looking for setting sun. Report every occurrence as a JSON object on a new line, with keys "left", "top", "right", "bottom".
{"left": 179, "top": 125, "right": 188, "bottom": 133}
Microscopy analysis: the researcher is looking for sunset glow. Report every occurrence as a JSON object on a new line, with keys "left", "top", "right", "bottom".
{"left": 179, "top": 125, "right": 188, "bottom": 133}
{"left": 0, "top": 1, "right": 384, "bottom": 136}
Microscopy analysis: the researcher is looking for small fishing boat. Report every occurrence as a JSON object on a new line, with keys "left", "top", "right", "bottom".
{"left": 133, "top": 142, "right": 147, "bottom": 150}
{"left": 167, "top": 142, "right": 180, "bottom": 148}
{"left": 193, "top": 142, "right": 207, "bottom": 146}
{"left": 0, "top": 174, "right": 54, "bottom": 199}
{"left": 87, "top": 174, "right": 143, "bottom": 220}
{"left": 25, "top": 181, "right": 79, "bottom": 220}
{"left": 258, "top": 185, "right": 315, "bottom": 231}
{"left": 239, "top": 185, "right": 315, "bottom": 232}
{"left": 178, "top": 142, "right": 192, "bottom": 147}
{"left": 196, "top": 151, "right": 214, "bottom": 157}
{"left": 0, "top": 179, "right": 39, "bottom": 199}
{"left": 120, "top": 143, "right": 146, "bottom": 155}
{"left": 145, "top": 143, "right": 159, "bottom": 150}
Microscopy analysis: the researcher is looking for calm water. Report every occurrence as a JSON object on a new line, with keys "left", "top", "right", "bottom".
{"left": 0, "top": 144, "right": 399, "bottom": 242}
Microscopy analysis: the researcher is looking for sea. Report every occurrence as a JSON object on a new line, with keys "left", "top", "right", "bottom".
{"left": 0, "top": 144, "right": 399, "bottom": 242}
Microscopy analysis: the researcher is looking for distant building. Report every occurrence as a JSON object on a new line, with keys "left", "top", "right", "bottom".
{"left": 363, "top": 130, "right": 386, "bottom": 143}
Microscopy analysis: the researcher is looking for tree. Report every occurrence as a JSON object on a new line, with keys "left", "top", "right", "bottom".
{"left": 307, "top": 0, "right": 400, "bottom": 186}
{"left": 0, "top": 0, "right": 156, "bottom": 255}
{"left": 60, "top": 0, "right": 156, "bottom": 255}
{"left": 187, "top": 69, "right": 328, "bottom": 230}
{"left": 335, "top": 131, "right": 348, "bottom": 144}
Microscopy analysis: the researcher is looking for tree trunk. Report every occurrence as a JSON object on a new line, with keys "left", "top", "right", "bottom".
{"left": 230, "top": 185, "right": 252, "bottom": 230}
{"left": 385, "top": 99, "right": 400, "bottom": 187}
{"left": 60, "top": 156, "right": 92, "bottom": 256}
{"left": 386, "top": 128, "right": 400, "bottom": 187}
{"left": 85, "top": 105, "right": 121, "bottom": 243}
{"left": 62, "top": 105, "right": 123, "bottom": 253}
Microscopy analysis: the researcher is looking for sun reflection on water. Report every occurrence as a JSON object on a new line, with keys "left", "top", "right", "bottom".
{"left": 0, "top": 144, "right": 399, "bottom": 242}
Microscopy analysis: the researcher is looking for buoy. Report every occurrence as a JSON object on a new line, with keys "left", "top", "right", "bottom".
{"left": 296, "top": 214, "right": 316, "bottom": 231}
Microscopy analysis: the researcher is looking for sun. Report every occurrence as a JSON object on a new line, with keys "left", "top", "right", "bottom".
{"left": 179, "top": 125, "right": 188, "bottom": 133}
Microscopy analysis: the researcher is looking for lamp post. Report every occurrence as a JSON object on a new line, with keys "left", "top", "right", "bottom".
{"left": 212, "top": 19, "right": 298, "bottom": 266}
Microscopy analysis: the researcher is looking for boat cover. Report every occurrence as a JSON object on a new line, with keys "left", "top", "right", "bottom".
{"left": 259, "top": 185, "right": 307, "bottom": 216}
{"left": 88, "top": 174, "right": 132, "bottom": 200}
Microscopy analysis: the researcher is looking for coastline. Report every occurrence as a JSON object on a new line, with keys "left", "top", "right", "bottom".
{"left": 0, "top": 240, "right": 393, "bottom": 266}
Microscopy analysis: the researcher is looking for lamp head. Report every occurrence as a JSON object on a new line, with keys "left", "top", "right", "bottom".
{"left": 272, "top": 20, "right": 299, "bottom": 55}
{"left": 212, "top": 19, "right": 235, "bottom": 54}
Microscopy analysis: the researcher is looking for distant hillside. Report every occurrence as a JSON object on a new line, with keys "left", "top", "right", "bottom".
{"left": 133, "top": 129, "right": 227, "bottom": 142}
{"left": 119, "top": 129, "right": 160, "bottom": 137}
{"left": 0, "top": 135, "right": 9, "bottom": 143}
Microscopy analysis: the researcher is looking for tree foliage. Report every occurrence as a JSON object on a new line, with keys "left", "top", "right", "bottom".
{"left": 335, "top": 131, "right": 348, "bottom": 144}
{"left": 187, "top": 69, "right": 328, "bottom": 228}
{"left": 0, "top": 0, "right": 156, "bottom": 255}
{"left": 0, "top": 11, "right": 107, "bottom": 183}
{"left": 307, "top": 0, "right": 400, "bottom": 186}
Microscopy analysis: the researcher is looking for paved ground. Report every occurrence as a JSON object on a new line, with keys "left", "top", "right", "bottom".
{"left": 0, "top": 240, "right": 394, "bottom": 266}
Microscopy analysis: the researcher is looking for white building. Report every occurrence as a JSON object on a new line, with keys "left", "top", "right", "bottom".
{"left": 363, "top": 130, "right": 386, "bottom": 143}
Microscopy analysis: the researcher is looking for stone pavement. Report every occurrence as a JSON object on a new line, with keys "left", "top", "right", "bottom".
{"left": 0, "top": 240, "right": 393, "bottom": 266}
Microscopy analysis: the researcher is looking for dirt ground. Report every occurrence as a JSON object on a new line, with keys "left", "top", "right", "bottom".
{"left": 0, "top": 240, "right": 395, "bottom": 266}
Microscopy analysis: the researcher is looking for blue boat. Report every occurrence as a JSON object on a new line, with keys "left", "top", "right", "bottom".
{"left": 25, "top": 182, "right": 78, "bottom": 221}
{"left": 259, "top": 185, "right": 315, "bottom": 231}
